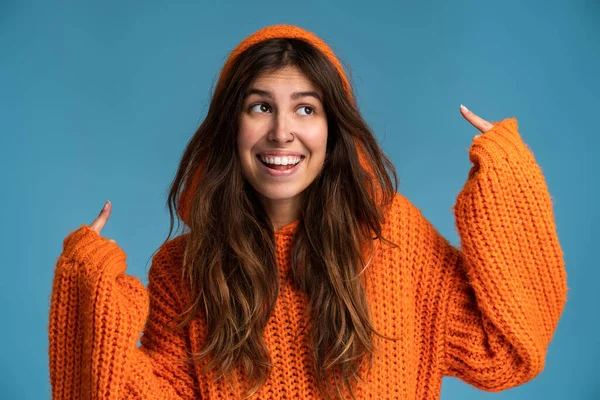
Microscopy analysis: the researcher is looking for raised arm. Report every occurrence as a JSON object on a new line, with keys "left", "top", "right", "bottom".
{"left": 404, "top": 116, "right": 568, "bottom": 391}
{"left": 437, "top": 116, "right": 568, "bottom": 390}
{"left": 49, "top": 205, "right": 200, "bottom": 399}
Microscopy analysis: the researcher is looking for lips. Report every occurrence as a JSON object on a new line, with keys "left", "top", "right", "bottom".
{"left": 257, "top": 151, "right": 304, "bottom": 158}
{"left": 256, "top": 154, "right": 304, "bottom": 177}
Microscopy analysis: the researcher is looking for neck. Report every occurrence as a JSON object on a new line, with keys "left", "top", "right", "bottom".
{"left": 260, "top": 195, "right": 301, "bottom": 231}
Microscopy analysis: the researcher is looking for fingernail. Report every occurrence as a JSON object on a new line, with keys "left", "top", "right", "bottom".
{"left": 460, "top": 104, "right": 469, "bottom": 112}
{"left": 103, "top": 201, "right": 110, "bottom": 211}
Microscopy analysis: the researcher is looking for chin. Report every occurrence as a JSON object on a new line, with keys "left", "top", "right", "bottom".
{"left": 256, "top": 184, "right": 305, "bottom": 202}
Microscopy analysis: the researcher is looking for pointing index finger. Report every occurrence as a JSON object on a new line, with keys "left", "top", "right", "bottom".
{"left": 90, "top": 201, "right": 111, "bottom": 233}
{"left": 460, "top": 105, "right": 493, "bottom": 133}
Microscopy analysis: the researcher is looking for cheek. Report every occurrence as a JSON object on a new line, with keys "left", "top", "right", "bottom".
{"left": 304, "top": 122, "right": 328, "bottom": 162}
{"left": 237, "top": 122, "right": 262, "bottom": 161}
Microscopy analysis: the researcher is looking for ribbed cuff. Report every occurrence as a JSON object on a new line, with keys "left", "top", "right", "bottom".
{"left": 62, "top": 224, "right": 127, "bottom": 270}
{"left": 469, "top": 117, "right": 527, "bottom": 166}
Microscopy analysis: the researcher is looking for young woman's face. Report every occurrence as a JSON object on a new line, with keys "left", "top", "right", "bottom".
{"left": 237, "top": 65, "right": 328, "bottom": 207}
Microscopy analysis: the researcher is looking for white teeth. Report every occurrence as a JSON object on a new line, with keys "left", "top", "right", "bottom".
{"left": 259, "top": 155, "right": 301, "bottom": 165}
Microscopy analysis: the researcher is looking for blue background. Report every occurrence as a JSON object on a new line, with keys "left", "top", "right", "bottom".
{"left": 1, "top": 0, "right": 597, "bottom": 398}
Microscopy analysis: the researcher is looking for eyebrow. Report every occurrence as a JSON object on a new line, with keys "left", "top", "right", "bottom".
{"left": 246, "top": 88, "right": 322, "bottom": 102}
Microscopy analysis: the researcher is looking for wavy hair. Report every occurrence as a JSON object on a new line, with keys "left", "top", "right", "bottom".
{"left": 163, "top": 38, "right": 398, "bottom": 399}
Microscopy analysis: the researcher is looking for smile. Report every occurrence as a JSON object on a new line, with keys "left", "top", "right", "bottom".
{"left": 256, "top": 154, "right": 305, "bottom": 177}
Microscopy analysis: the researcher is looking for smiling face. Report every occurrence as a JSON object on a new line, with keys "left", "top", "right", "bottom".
{"left": 237, "top": 65, "right": 328, "bottom": 223}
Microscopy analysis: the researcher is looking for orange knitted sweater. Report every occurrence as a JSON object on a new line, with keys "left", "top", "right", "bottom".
{"left": 49, "top": 117, "right": 567, "bottom": 399}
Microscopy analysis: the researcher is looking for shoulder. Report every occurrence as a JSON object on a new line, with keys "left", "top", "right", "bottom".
{"left": 147, "top": 233, "right": 189, "bottom": 292}
{"left": 152, "top": 233, "right": 188, "bottom": 266}
{"left": 381, "top": 192, "right": 448, "bottom": 249}
{"left": 382, "top": 192, "right": 429, "bottom": 232}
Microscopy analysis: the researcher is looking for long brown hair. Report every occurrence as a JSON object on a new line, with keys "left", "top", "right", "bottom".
{"left": 163, "top": 37, "right": 398, "bottom": 399}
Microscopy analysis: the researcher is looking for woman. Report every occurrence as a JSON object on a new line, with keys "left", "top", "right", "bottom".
{"left": 48, "top": 25, "right": 567, "bottom": 399}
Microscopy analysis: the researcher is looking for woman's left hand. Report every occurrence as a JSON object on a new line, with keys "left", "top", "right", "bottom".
{"left": 460, "top": 104, "right": 494, "bottom": 139}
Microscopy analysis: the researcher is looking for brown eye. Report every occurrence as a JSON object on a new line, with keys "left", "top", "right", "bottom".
{"left": 250, "top": 103, "right": 271, "bottom": 113}
{"left": 297, "top": 106, "right": 314, "bottom": 116}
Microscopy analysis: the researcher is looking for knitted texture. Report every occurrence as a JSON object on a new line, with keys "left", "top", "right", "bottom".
{"left": 216, "top": 25, "right": 354, "bottom": 101}
{"left": 49, "top": 117, "right": 567, "bottom": 399}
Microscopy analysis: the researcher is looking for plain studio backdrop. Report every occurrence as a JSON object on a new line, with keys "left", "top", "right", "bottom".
{"left": 0, "top": 0, "right": 597, "bottom": 399}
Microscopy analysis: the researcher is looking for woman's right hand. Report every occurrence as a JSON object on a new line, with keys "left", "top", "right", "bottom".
{"left": 90, "top": 201, "right": 117, "bottom": 244}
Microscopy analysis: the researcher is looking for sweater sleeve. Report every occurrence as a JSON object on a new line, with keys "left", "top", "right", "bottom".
{"left": 431, "top": 117, "right": 568, "bottom": 390}
{"left": 48, "top": 225, "right": 200, "bottom": 399}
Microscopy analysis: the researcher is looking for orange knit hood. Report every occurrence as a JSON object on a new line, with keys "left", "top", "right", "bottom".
{"left": 177, "top": 24, "right": 374, "bottom": 227}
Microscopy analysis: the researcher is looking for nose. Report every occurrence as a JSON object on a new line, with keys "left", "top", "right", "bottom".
{"left": 267, "top": 112, "right": 295, "bottom": 144}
